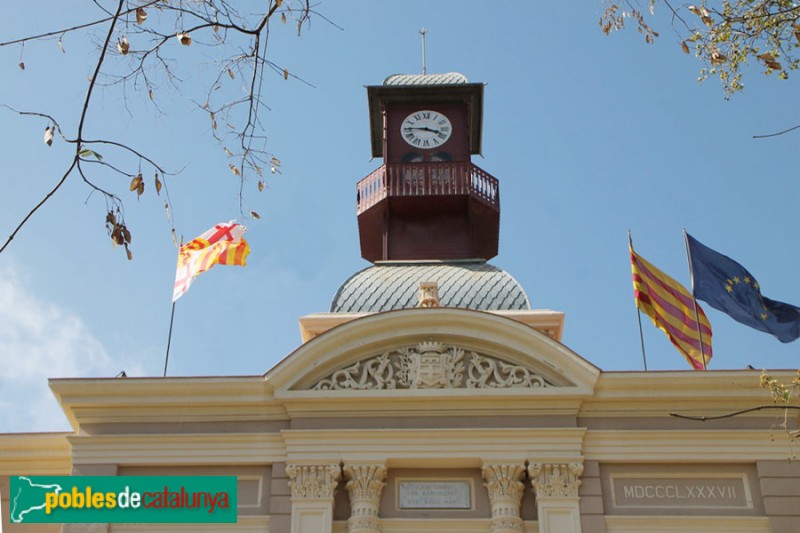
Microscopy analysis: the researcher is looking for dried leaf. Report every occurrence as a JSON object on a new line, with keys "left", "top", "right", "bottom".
{"left": 149, "top": 89, "right": 154, "bottom": 101}
{"left": 258, "top": 181, "right": 265, "bottom": 192}
{"left": 57, "top": 37, "right": 65, "bottom": 54}
{"left": 250, "top": 211, "right": 261, "bottom": 219}
{"left": 212, "top": 120, "right": 217, "bottom": 130}
{"left": 137, "top": 180, "right": 145, "bottom": 197}
{"left": 229, "top": 164, "right": 241, "bottom": 177}
{"left": 710, "top": 50, "right": 727, "bottom": 65}
{"left": 43, "top": 126, "right": 54, "bottom": 146}
{"left": 223, "top": 147, "right": 233, "bottom": 157}
{"left": 283, "top": 68, "right": 289, "bottom": 80}
{"left": 228, "top": 69, "right": 235, "bottom": 79}
{"left": 154, "top": 174, "right": 162, "bottom": 195}
{"left": 177, "top": 32, "right": 192, "bottom": 46}
{"left": 106, "top": 212, "right": 116, "bottom": 226}
{"left": 281, "top": 13, "right": 287, "bottom": 24}
{"left": 136, "top": 7, "right": 147, "bottom": 24}
{"left": 130, "top": 173, "right": 143, "bottom": 192}
{"left": 116, "top": 36, "right": 130, "bottom": 55}
{"left": 18, "top": 62, "right": 25, "bottom": 70}
{"left": 270, "top": 156, "right": 281, "bottom": 166}
{"left": 125, "top": 246, "right": 133, "bottom": 261}
{"left": 122, "top": 226, "right": 132, "bottom": 243}
{"left": 78, "top": 148, "right": 102, "bottom": 160}
{"left": 276, "top": 0, "right": 282, "bottom": 6}
{"left": 681, "top": 41, "right": 690, "bottom": 54}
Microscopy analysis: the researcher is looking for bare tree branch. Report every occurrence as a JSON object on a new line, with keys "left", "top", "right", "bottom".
{"left": 671, "top": 404, "right": 800, "bottom": 421}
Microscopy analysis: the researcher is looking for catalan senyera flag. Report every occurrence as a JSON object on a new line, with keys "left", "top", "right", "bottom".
{"left": 172, "top": 221, "right": 250, "bottom": 302}
{"left": 630, "top": 246, "right": 712, "bottom": 370}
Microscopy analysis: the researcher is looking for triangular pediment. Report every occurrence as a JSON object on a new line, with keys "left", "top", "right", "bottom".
{"left": 266, "top": 308, "right": 600, "bottom": 401}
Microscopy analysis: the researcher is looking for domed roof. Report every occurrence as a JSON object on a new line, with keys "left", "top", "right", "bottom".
{"left": 383, "top": 72, "right": 469, "bottom": 86}
{"left": 330, "top": 261, "right": 530, "bottom": 313}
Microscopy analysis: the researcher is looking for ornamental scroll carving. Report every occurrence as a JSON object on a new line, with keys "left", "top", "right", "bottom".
{"left": 528, "top": 463, "right": 583, "bottom": 499}
{"left": 286, "top": 464, "right": 341, "bottom": 499}
{"left": 311, "top": 342, "right": 553, "bottom": 391}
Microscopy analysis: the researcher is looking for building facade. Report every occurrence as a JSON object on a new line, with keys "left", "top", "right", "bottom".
{"left": 2, "top": 72, "right": 799, "bottom": 533}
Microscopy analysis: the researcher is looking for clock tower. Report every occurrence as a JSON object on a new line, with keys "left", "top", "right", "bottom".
{"left": 357, "top": 72, "right": 500, "bottom": 262}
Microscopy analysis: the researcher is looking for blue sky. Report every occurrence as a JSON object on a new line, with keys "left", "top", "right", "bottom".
{"left": 1, "top": 1, "right": 798, "bottom": 432}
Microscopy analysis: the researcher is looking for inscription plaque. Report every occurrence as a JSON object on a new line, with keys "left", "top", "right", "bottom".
{"left": 611, "top": 475, "right": 752, "bottom": 510}
{"left": 398, "top": 480, "right": 472, "bottom": 509}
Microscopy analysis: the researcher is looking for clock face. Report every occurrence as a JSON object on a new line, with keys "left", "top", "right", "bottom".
{"left": 401, "top": 110, "right": 452, "bottom": 149}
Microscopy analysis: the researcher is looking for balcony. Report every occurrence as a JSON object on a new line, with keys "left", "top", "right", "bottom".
{"left": 356, "top": 161, "right": 501, "bottom": 262}
{"left": 357, "top": 161, "right": 499, "bottom": 215}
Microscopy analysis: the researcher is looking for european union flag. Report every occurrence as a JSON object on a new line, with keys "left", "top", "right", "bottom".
{"left": 686, "top": 233, "right": 800, "bottom": 343}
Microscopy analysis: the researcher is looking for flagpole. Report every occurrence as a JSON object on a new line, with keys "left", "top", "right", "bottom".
{"left": 683, "top": 229, "right": 708, "bottom": 370}
{"left": 163, "top": 301, "right": 176, "bottom": 377}
{"left": 629, "top": 230, "right": 648, "bottom": 371}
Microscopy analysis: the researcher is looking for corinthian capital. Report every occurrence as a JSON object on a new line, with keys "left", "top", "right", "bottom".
{"left": 528, "top": 462, "right": 583, "bottom": 498}
{"left": 287, "top": 463, "right": 342, "bottom": 499}
{"left": 482, "top": 463, "right": 525, "bottom": 533}
{"left": 344, "top": 464, "right": 387, "bottom": 502}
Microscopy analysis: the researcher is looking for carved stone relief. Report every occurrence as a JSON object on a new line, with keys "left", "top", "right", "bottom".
{"left": 311, "top": 342, "right": 553, "bottom": 391}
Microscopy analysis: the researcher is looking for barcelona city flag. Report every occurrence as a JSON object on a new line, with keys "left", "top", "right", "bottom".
{"left": 687, "top": 233, "right": 800, "bottom": 343}
{"left": 172, "top": 221, "right": 250, "bottom": 302}
{"left": 630, "top": 246, "right": 712, "bottom": 369}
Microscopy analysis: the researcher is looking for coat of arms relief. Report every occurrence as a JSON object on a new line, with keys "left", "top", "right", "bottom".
{"left": 311, "top": 342, "right": 553, "bottom": 391}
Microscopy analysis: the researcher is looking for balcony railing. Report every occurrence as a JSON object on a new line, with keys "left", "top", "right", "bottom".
{"left": 356, "top": 162, "right": 499, "bottom": 214}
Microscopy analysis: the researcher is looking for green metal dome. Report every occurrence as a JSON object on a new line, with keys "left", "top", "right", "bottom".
{"left": 330, "top": 261, "right": 530, "bottom": 313}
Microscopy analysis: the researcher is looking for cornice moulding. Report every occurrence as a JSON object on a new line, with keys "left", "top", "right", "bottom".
{"left": 68, "top": 433, "right": 286, "bottom": 465}
{"left": 584, "top": 429, "right": 794, "bottom": 461}
{"left": 0, "top": 432, "right": 72, "bottom": 474}
{"left": 281, "top": 427, "right": 586, "bottom": 464}
{"left": 604, "top": 515, "right": 769, "bottom": 533}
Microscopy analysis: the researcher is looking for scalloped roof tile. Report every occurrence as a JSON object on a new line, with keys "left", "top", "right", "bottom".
{"left": 383, "top": 72, "right": 469, "bottom": 86}
{"left": 330, "top": 261, "right": 530, "bottom": 313}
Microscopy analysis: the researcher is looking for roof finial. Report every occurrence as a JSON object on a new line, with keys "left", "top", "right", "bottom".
{"left": 419, "top": 28, "right": 427, "bottom": 75}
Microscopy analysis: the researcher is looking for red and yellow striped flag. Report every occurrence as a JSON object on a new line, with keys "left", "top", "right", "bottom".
{"left": 630, "top": 246, "right": 712, "bottom": 369}
{"left": 172, "top": 221, "right": 250, "bottom": 302}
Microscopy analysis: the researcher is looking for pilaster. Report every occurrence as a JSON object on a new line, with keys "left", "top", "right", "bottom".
{"left": 287, "top": 463, "right": 341, "bottom": 533}
{"left": 343, "top": 463, "right": 387, "bottom": 533}
{"left": 481, "top": 463, "right": 526, "bottom": 533}
{"left": 528, "top": 462, "right": 583, "bottom": 533}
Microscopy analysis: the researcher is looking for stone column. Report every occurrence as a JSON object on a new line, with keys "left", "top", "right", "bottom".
{"left": 343, "top": 463, "right": 386, "bottom": 533}
{"left": 528, "top": 462, "right": 583, "bottom": 533}
{"left": 287, "top": 463, "right": 341, "bottom": 533}
{"left": 482, "top": 463, "right": 526, "bottom": 533}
